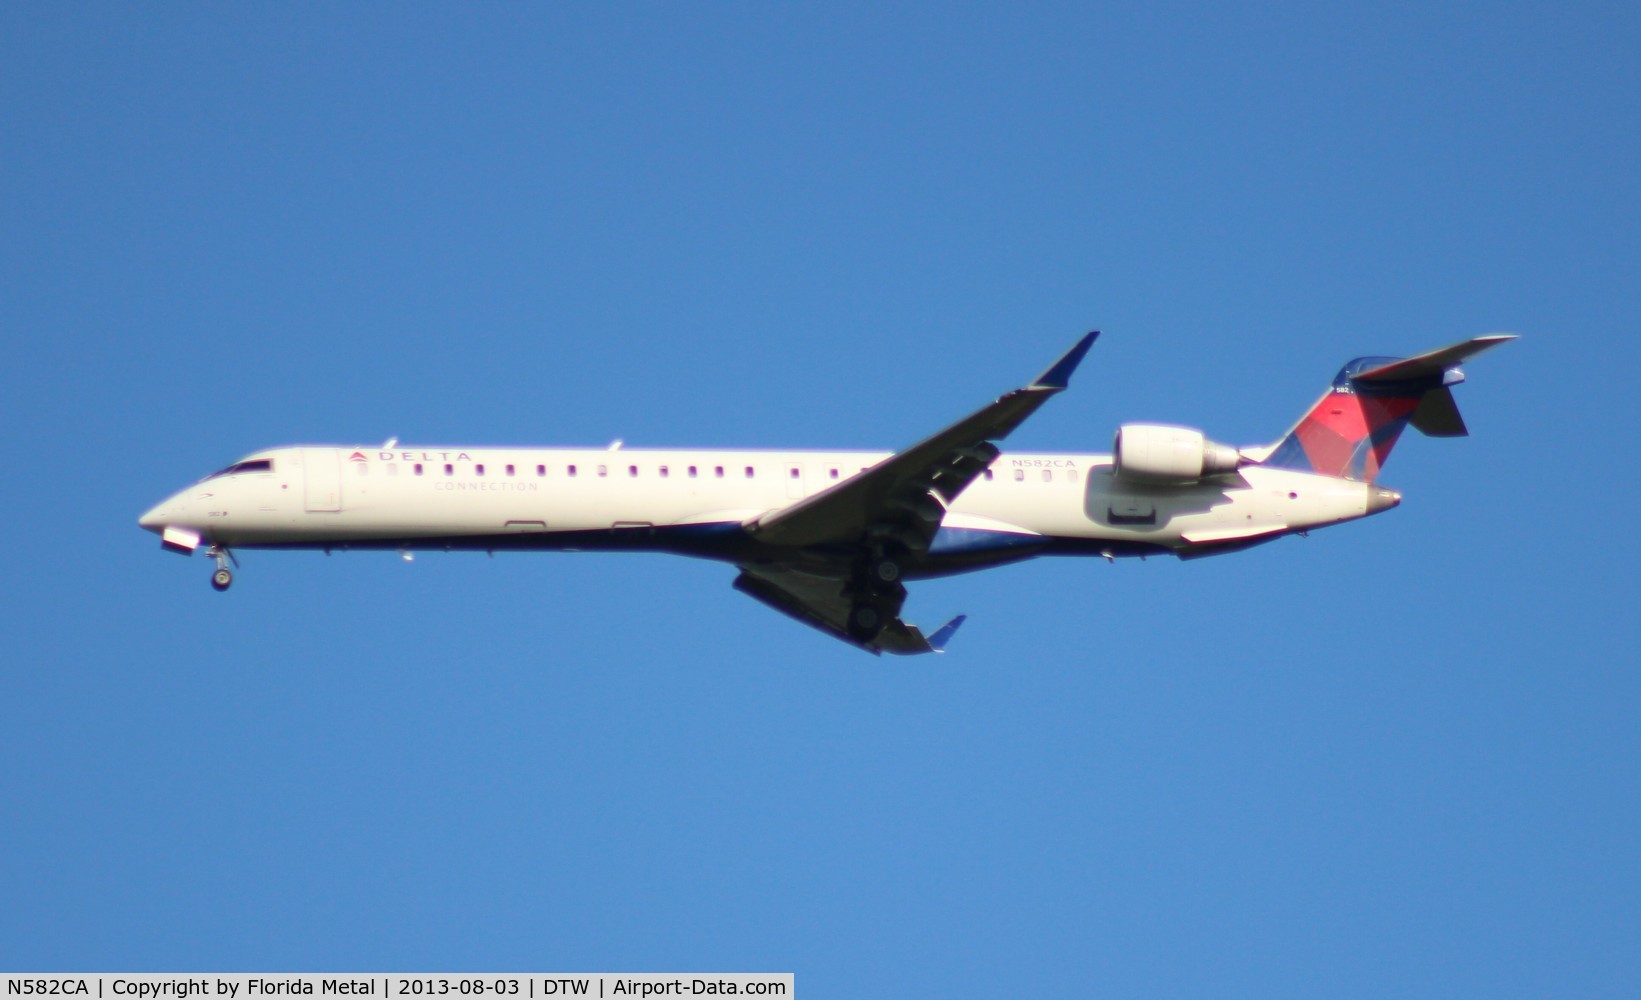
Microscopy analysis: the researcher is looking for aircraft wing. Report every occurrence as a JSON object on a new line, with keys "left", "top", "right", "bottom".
{"left": 745, "top": 332, "right": 1099, "bottom": 552}
{"left": 733, "top": 564, "right": 966, "bottom": 656}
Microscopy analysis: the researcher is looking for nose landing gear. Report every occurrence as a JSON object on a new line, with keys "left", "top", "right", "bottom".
{"left": 207, "top": 545, "right": 237, "bottom": 591}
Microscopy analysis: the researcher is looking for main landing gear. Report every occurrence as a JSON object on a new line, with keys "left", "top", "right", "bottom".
{"left": 207, "top": 545, "right": 237, "bottom": 591}
{"left": 847, "top": 602, "right": 885, "bottom": 640}
{"left": 845, "top": 548, "right": 907, "bottom": 644}
{"left": 867, "top": 553, "right": 902, "bottom": 586}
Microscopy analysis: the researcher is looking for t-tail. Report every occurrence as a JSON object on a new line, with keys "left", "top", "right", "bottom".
{"left": 1260, "top": 334, "right": 1516, "bottom": 482}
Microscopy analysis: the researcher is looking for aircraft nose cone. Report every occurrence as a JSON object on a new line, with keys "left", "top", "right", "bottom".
{"left": 1367, "top": 487, "right": 1402, "bottom": 514}
{"left": 138, "top": 499, "right": 174, "bottom": 533}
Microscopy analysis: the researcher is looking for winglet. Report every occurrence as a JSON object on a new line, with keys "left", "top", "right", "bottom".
{"left": 927, "top": 614, "right": 967, "bottom": 653}
{"left": 1031, "top": 331, "right": 1100, "bottom": 390}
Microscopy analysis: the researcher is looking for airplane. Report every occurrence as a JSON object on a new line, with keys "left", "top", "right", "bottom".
{"left": 138, "top": 332, "right": 1514, "bottom": 655}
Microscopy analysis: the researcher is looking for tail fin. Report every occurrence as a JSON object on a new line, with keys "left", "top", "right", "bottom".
{"left": 1260, "top": 334, "right": 1515, "bottom": 482}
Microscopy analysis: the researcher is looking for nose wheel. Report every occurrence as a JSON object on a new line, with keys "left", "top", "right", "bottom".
{"left": 206, "top": 545, "right": 237, "bottom": 591}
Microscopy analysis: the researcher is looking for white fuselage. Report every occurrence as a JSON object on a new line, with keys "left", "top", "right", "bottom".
{"left": 134, "top": 332, "right": 1506, "bottom": 653}
{"left": 139, "top": 444, "right": 1397, "bottom": 574}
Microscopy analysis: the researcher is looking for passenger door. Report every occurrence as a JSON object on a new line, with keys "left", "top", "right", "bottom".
{"left": 303, "top": 448, "right": 343, "bottom": 512}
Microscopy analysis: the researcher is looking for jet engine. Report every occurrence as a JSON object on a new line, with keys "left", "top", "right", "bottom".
{"left": 1112, "top": 423, "right": 1243, "bottom": 483}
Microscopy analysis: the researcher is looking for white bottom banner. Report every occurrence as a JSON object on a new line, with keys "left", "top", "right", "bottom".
{"left": 1, "top": 976, "right": 792, "bottom": 1000}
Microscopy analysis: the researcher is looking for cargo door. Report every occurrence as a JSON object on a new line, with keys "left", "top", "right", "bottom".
{"left": 1105, "top": 494, "right": 1156, "bottom": 526}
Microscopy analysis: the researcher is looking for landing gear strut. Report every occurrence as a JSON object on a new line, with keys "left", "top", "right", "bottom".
{"left": 207, "top": 545, "right": 236, "bottom": 592}
{"left": 846, "top": 546, "right": 908, "bottom": 643}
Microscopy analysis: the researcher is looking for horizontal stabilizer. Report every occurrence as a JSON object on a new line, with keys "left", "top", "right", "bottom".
{"left": 1353, "top": 334, "right": 1517, "bottom": 383}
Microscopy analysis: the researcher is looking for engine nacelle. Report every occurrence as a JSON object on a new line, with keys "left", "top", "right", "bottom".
{"left": 1112, "top": 423, "right": 1242, "bottom": 483}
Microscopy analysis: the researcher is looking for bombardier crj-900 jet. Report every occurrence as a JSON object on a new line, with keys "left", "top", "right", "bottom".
{"left": 139, "top": 333, "right": 1513, "bottom": 655}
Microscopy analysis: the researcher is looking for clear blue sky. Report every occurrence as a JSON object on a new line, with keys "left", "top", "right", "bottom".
{"left": 4, "top": 3, "right": 1638, "bottom": 995}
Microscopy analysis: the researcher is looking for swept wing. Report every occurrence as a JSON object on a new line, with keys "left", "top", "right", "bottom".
{"left": 734, "top": 332, "right": 1098, "bottom": 653}
{"left": 746, "top": 332, "right": 1097, "bottom": 550}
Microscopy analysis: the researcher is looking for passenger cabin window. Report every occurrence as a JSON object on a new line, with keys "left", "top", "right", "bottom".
{"left": 568, "top": 464, "right": 578, "bottom": 477}
{"left": 745, "top": 466, "right": 755, "bottom": 479}
{"left": 984, "top": 469, "right": 994, "bottom": 481}
{"left": 715, "top": 466, "right": 725, "bottom": 478}
{"left": 829, "top": 468, "right": 839, "bottom": 480}
{"left": 1042, "top": 469, "right": 1053, "bottom": 482}
{"left": 1067, "top": 469, "right": 1079, "bottom": 484}
{"left": 629, "top": 465, "right": 638, "bottom": 477}
{"left": 476, "top": 464, "right": 486, "bottom": 476}
{"left": 386, "top": 464, "right": 398, "bottom": 477}
{"left": 659, "top": 466, "right": 669, "bottom": 478}
{"left": 1013, "top": 469, "right": 1025, "bottom": 482}
{"left": 688, "top": 466, "right": 698, "bottom": 478}
{"left": 536, "top": 465, "right": 546, "bottom": 477}
{"left": 414, "top": 464, "right": 424, "bottom": 476}
{"left": 597, "top": 465, "right": 607, "bottom": 477}
{"left": 506, "top": 464, "right": 516, "bottom": 477}
{"left": 789, "top": 467, "right": 799, "bottom": 479}
{"left": 444, "top": 464, "right": 454, "bottom": 476}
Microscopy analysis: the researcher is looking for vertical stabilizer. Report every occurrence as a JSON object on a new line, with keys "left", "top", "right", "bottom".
{"left": 1261, "top": 335, "right": 1515, "bottom": 481}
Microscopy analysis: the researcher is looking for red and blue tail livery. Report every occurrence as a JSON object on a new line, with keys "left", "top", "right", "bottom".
{"left": 1262, "top": 335, "right": 1516, "bottom": 482}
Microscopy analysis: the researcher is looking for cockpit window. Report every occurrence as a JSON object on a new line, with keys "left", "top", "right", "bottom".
{"left": 207, "top": 459, "right": 273, "bottom": 479}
